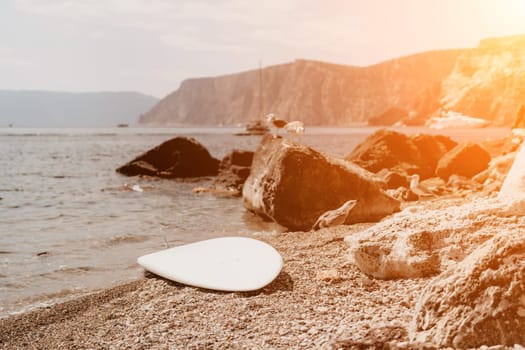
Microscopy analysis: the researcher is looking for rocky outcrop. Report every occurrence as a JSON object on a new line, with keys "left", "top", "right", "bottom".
{"left": 242, "top": 135, "right": 400, "bottom": 231}
{"left": 116, "top": 136, "right": 219, "bottom": 178}
{"left": 140, "top": 51, "right": 461, "bottom": 126}
{"left": 439, "top": 34, "right": 525, "bottom": 125}
{"left": 347, "top": 129, "right": 457, "bottom": 180}
{"left": 410, "top": 232, "right": 525, "bottom": 348}
{"left": 367, "top": 107, "right": 408, "bottom": 126}
{"left": 345, "top": 197, "right": 525, "bottom": 280}
{"left": 212, "top": 150, "right": 254, "bottom": 194}
{"left": 435, "top": 142, "right": 491, "bottom": 180}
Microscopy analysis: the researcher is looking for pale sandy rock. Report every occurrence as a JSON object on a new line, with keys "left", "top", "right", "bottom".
{"left": 410, "top": 232, "right": 525, "bottom": 348}
{"left": 345, "top": 197, "right": 525, "bottom": 279}
{"left": 315, "top": 269, "right": 343, "bottom": 283}
{"left": 242, "top": 135, "right": 400, "bottom": 231}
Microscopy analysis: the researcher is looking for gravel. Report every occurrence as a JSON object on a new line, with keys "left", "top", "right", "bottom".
{"left": 0, "top": 212, "right": 499, "bottom": 349}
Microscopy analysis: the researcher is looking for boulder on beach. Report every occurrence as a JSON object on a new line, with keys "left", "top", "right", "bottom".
{"left": 242, "top": 135, "right": 400, "bottom": 231}
{"left": 435, "top": 142, "right": 491, "bottom": 180}
{"left": 116, "top": 136, "right": 219, "bottom": 178}
{"left": 347, "top": 129, "right": 457, "bottom": 180}
{"left": 345, "top": 197, "right": 525, "bottom": 280}
{"left": 410, "top": 232, "right": 525, "bottom": 348}
{"left": 411, "top": 134, "right": 458, "bottom": 171}
{"left": 212, "top": 150, "right": 254, "bottom": 194}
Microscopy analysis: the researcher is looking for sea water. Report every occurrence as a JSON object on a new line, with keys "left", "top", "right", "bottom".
{"left": 0, "top": 126, "right": 510, "bottom": 317}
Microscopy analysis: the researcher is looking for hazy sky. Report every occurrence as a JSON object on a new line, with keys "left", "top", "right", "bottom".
{"left": 1, "top": 0, "right": 525, "bottom": 98}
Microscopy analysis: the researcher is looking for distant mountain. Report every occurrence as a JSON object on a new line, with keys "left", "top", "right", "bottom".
{"left": 139, "top": 51, "right": 463, "bottom": 126}
{"left": 0, "top": 91, "right": 159, "bottom": 127}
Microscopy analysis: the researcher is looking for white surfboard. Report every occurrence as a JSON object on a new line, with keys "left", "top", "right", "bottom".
{"left": 500, "top": 141, "right": 525, "bottom": 198}
{"left": 137, "top": 237, "right": 283, "bottom": 292}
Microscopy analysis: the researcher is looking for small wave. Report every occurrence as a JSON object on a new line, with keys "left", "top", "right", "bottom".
{"left": 38, "top": 266, "right": 102, "bottom": 278}
{"left": 1, "top": 281, "right": 24, "bottom": 288}
{"left": 0, "top": 188, "right": 24, "bottom": 192}
{"left": 2, "top": 288, "right": 89, "bottom": 319}
{"left": 102, "top": 234, "right": 150, "bottom": 247}
{"left": 43, "top": 214, "right": 66, "bottom": 220}
{"left": 59, "top": 266, "right": 96, "bottom": 274}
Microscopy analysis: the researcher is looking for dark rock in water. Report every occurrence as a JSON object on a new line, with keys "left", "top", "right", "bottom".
{"left": 117, "top": 136, "right": 219, "bottom": 178}
{"left": 347, "top": 129, "right": 456, "bottom": 180}
{"left": 212, "top": 150, "right": 254, "bottom": 194}
{"left": 435, "top": 142, "right": 490, "bottom": 180}
{"left": 410, "top": 233, "right": 525, "bottom": 348}
{"left": 243, "top": 135, "right": 400, "bottom": 231}
{"left": 119, "top": 160, "right": 158, "bottom": 177}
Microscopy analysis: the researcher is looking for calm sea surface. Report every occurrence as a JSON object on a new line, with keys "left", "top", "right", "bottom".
{"left": 0, "top": 126, "right": 511, "bottom": 317}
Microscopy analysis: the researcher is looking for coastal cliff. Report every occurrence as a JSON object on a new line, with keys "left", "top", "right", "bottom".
{"left": 439, "top": 34, "right": 525, "bottom": 125}
{"left": 140, "top": 34, "right": 525, "bottom": 127}
{"left": 139, "top": 51, "right": 462, "bottom": 126}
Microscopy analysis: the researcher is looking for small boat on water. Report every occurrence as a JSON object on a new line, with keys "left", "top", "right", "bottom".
{"left": 234, "top": 120, "right": 270, "bottom": 136}
{"left": 117, "top": 123, "right": 129, "bottom": 128}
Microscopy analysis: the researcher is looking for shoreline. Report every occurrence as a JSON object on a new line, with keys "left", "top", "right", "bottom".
{"left": 1, "top": 218, "right": 431, "bottom": 349}
{"left": 1, "top": 128, "right": 517, "bottom": 348}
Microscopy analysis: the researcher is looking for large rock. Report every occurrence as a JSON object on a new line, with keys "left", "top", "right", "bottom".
{"left": 410, "top": 232, "right": 525, "bottom": 348}
{"left": 411, "top": 134, "right": 458, "bottom": 171}
{"left": 435, "top": 142, "right": 491, "bottom": 180}
{"left": 347, "top": 129, "right": 457, "bottom": 180}
{"left": 117, "top": 136, "right": 219, "bottom": 178}
{"left": 345, "top": 197, "right": 525, "bottom": 279}
{"left": 243, "top": 135, "right": 400, "bottom": 231}
{"left": 212, "top": 150, "right": 254, "bottom": 194}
